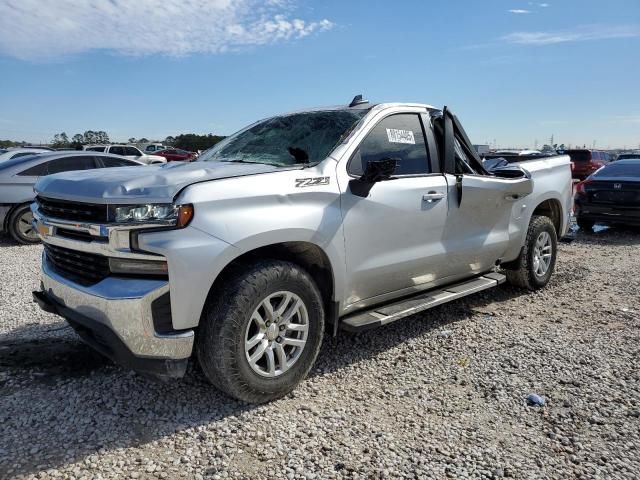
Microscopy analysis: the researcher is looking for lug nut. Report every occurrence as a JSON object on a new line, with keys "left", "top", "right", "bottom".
{"left": 265, "top": 321, "right": 271, "bottom": 327}
{"left": 279, "top": 325, "right": 286, "bottom": 331}
{"left": 276, "top": 337, "right": 282, "bottom": 343}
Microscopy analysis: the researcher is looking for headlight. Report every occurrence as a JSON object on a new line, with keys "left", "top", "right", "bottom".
{"left": 113, "top": 203, "right": 193, "bottom": 227}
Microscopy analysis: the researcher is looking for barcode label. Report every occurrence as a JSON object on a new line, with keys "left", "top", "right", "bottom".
{"left": 386, "top": 128, "right": 415, "bottom": 144}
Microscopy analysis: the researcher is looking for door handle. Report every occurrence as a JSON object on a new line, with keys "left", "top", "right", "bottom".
{"left": 504, "top": 194, "right": 521, "bottom": 201}
{"left": 423, "top": 191, "right": 445, "bottom": 203}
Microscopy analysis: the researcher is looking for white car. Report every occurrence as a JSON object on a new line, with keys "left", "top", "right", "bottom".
{"left": 0, "top": 148, "right": 52, "bottom": 162}
{"left": 83, "top": 145, "right": 166, "bottom": 164}
{"left": 141, "top": 143, "right": 166, "bottom": 153}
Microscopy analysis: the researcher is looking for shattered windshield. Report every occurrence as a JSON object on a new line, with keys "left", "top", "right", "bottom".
{"left": 198, "top": 110, "right": 367, "bottom": 167}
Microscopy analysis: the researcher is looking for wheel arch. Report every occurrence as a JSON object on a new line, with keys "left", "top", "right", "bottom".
{"left": 202, "top": 241, "right": 338, "bottom": 330}
{"left": 531, "top": 197, "right": 563, "bottom": 235}
{"left": 502, "top": 195, "right": 565, "bottom": 266}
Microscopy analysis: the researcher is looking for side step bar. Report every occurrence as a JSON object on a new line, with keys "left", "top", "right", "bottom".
{"left": 340, "top": 272, "right": 506, "bottom": 332}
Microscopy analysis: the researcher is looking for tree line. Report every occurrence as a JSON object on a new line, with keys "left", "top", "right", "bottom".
{"left": 47, "top": 131, "right": 226, "bottom": 152}
{"left": 50, "top": 131, "right": 111, "bottom": 149}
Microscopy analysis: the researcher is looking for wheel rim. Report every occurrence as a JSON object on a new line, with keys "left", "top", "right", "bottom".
{"left": 532, "top": 231, "right": 553, "bottom": 277}
{"left": 244, "top": 291, "right": 309, "bottom": 378}
{"left": 17, "top": 210, "right": 37, "bottom": 240}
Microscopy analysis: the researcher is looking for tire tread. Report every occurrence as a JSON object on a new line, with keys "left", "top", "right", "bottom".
{"left": 197, "top": 260, "right": 324, "bottom": 403}
{"left": 505, "top": 215, "right": 557, "bottom": 290}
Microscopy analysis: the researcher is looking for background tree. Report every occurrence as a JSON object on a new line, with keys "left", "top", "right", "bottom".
{"left": 51, "top": 132, "right": 70, "bottom": 148}
{"left": 164, "top": 136, "right": 175, "bottom": 146}
{"left": 70, "top": 133, "right": 85, "bottom": 150}
{"left": 0, "top": 140, "right": 23, "bottom": 148}
{"left": 137, "top": 137, "right": 149, "bottom": 144}
{"left": 83, "top": 130, "right": 96, "bottom": 144}
{"left": 96, "top": 131, "right": 110, "bottom": 144}
{"left": 128, "top": 137, "right": 137, "bottom": 144}
{"left": 173, "top": 133, "right": 225, "bottom": 152}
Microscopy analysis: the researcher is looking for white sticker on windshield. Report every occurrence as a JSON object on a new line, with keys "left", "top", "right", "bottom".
{"left": 386, "top": 128, "right": 415, "bottom": 145}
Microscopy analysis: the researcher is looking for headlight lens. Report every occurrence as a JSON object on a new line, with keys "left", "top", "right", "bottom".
{"left": 115, "top": 204, "right": 175, "bottom": 223}
{"left": 113, "top": 203, "right": 193, "bottom": 227}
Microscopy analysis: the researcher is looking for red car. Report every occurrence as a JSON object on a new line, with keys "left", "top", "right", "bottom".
{"left": 154, "top": 148, "right": 197, "bottom": 162}
{"left": 566, "top": 149, "right": 612, "bottom": 180}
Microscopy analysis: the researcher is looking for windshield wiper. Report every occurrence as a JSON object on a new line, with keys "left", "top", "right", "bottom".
{"left": 221, "top": 159, "right": 284, "bottom": 167}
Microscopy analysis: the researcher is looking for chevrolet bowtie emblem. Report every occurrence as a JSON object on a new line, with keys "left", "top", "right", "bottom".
{"left": 36, "top": 221, "right": 51, "bottom": 237}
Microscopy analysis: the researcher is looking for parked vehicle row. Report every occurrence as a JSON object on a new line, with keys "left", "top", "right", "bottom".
{"left": 0, "top": 147, "right": 53, "bottom": 162}
{"left": 615, "top": 152, "right": 640, "bottom": 161}
{"left": 31, "top": 98, "right": 573, "bottom": 403}
{"left": 154, "top": 148, "right": 197, "bottom": 162}
{"left": 565, "top": 149, "right": 613, "bottom": 180}
{"left": 0, "top": 152, "right": 145, "bottom": 244}
{"left": 2, "top": 99, "right": 636, "bottom": 403}
{"left": 83, "top": 144, "right": 166, "bottom": 164}
{"left": 575, "top": 159, "right": 640, "bottom": 230}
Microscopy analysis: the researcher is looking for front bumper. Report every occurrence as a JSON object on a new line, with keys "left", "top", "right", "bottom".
{"left": 34, "top": 257, "right": 194, "bottom": 379}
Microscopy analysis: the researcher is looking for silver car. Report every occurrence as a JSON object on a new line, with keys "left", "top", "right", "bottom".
{"left": 0, "top": 151, "right": 144, "bottom": 244}
{"left": 0, "top": 147, "right": 52, "bottom": 162}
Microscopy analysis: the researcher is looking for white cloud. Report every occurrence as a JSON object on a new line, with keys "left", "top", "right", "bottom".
{"left": 0, "top": 0, "right": 334, "bottom": 60}
{"left": 508, "top": 9, "right": 531, "bottom": 14}
{"left": 502, "top": 25, "right": 640, "bottom": 45}
{"left": 538, "top": 3, "right": 550, "bottom": 7}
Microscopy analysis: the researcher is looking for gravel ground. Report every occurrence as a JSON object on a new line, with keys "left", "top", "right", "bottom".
{"left": 1, "top": 228, "right": 639, "bottom": 480}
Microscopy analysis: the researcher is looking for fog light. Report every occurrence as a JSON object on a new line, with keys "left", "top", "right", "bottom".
{"left": 109, "top": 258, "right": 168, "bottom": 276}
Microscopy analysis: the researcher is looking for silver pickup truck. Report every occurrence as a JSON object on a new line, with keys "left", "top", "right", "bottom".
{"left": 32, "top": 98, "right": 573, "bottom": 403}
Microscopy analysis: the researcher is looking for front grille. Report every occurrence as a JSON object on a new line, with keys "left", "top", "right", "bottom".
{"left": 57, "top": 228, "right": 106, "bottom": 243}
{"left": 37, "top": 196, "right": 108, "bottom": 223}
{"left": 44, "top": 243, "right": 110, "bottom": 286}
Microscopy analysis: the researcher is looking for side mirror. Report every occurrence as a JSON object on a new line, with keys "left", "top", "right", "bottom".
{"left": 349, "top": 158, "right": 398, "bottom": 197}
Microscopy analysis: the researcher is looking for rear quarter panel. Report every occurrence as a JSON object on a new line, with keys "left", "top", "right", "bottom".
{"left": 502, "top": 155, "right": 572, "bottom": 262}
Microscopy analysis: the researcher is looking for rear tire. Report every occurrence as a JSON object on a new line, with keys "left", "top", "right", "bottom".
{"left": 197, "top": 260, "right": 325, "bottom": 403}
{"left": 8, "top": 204, "right": 40, "bottom": 245}
{"left": 505, "top": 215, "right": 558, "bottom": 290}
{"left": 576, "top": 217, "right": 595, "bottom": 232}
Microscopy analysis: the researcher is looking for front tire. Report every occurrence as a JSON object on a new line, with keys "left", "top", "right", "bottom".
{"left": 505, "top": 215, "right": 558, "bottom": 290}
{"left": 197, "top": 260, "right": 325, "bottom": 403}
{"left": 8, "top": 204, "right": 40, "bottom": 245}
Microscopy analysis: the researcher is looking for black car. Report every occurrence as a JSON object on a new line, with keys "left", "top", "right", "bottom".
{"left": 615, "top": 153, "right": 640, "bottom": 161}
{"left": 575, "top": 159, "right": 640, "bottom": 231}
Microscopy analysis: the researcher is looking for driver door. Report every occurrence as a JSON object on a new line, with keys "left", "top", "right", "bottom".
{"left": 338, "top": 113, "right": 452, "bottom": 310}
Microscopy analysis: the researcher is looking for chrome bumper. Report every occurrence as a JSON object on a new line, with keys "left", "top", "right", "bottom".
{"left": 40, "top": 254, "right": 194, "bottom": 361}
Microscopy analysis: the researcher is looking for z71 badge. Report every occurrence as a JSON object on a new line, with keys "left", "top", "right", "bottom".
{"left": 295, "top": 177, "right": 330, "bottom": 188}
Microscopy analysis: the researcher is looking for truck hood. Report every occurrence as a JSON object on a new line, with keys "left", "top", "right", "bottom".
{"left": 35, "top": 160, "right": 283, "bottom": 204}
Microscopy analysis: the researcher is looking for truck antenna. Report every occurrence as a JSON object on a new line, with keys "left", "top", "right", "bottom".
{"left": 349, "top": 94, "right": 368, "bottom": 107}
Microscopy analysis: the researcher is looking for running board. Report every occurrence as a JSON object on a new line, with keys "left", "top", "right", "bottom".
{"left": 340, "top": 272, "right": 506, "bottom": 332}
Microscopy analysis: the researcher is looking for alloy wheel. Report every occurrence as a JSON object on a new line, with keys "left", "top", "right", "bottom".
{"left": 244, "top": 291, "right": 309, "bottom": 377}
